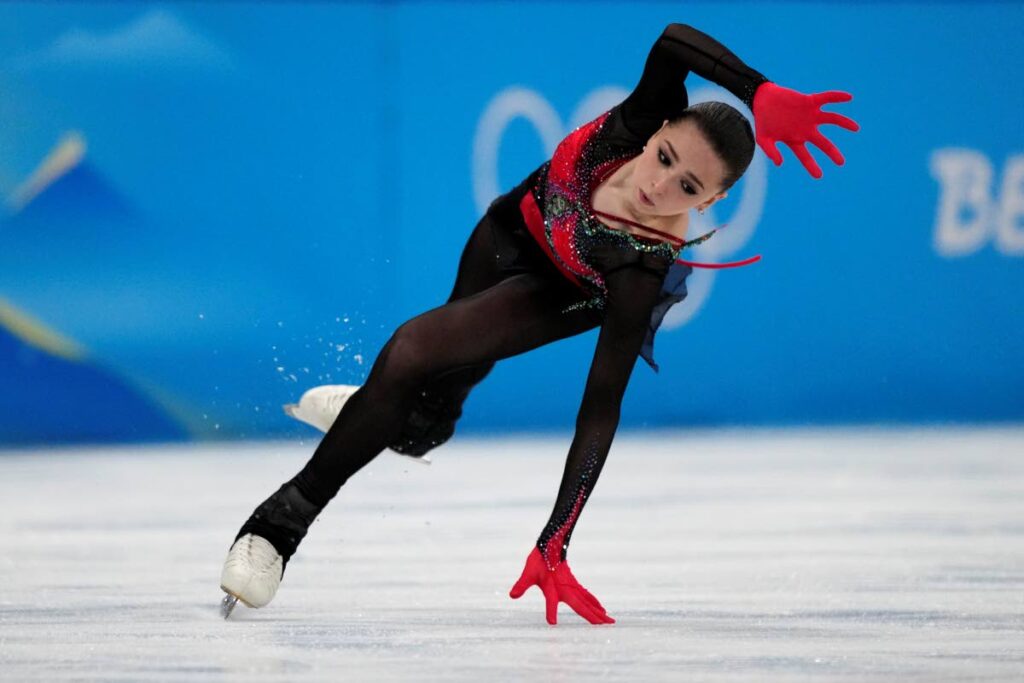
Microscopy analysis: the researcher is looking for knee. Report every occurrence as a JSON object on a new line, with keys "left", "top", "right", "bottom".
{"left": 378, "top": 319, "right": 438, "bottom": 387}
{"left": 389, "top": 387, "right": 462, "bottom": 457}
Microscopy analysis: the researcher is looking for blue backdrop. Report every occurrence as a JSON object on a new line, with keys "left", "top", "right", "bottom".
{"left": 1, "top": 1, "right": 1022, "bottom": 444}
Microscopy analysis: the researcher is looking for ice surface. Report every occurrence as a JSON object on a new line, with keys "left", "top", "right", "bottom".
{"left": 1, "top": 427, "right": 1022, "bottom": 682}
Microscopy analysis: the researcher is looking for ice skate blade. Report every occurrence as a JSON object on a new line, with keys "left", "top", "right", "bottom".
{"left": 220, "top": 586, "right": 256, "bottom": 619}
{"left": 220, "top": 593, "right": 240, "bottom": 619}
{"left": 282, "top": 403, "right": 298, "bottom": 418}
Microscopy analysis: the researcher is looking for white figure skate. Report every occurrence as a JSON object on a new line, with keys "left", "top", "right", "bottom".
{"left": 219, "top": 534, "right": 283, "bottom": 618}
{"left": 283, "top": 384, "right": 432, "bottom": 464}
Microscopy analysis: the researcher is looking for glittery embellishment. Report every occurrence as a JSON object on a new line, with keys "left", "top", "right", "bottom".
{"left": 527, "top": 109, "right": 713, "bottom": 316}
{"left": 678, "top": 227, "right": 717, "bottom": 250}
{"left": 547, "top": 192, "right": 571, "bottom": 217}
{"left": 560, "top": 295, "right": 603, "bottom": 315}
{"left": 537, "top": 438, "right": 603, "bottom": 570}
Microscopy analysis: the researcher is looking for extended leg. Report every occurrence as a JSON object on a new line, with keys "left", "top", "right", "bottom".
{"left": 389, "top": 211, "right": 543, "bottom": 456}
{"left": 387, "top": 362, "right": 494, "bottom": 456}
{"left": 236, "top": 270, "right": 599, "bottom": 565}
{"left": 297, "top": 271, "right": 599, "bottom": 504}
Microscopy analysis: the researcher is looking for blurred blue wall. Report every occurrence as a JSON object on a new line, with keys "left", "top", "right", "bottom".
{"left": 1, "top": 1, "right": 1022, "bottom": 445}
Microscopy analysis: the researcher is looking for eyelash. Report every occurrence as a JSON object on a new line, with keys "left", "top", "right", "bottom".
{"left": 657, "top": 148, "right": 697, "bottom": 195}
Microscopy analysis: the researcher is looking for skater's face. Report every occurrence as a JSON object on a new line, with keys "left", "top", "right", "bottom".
{"left": 632, "top": 119, "right": 729, "bottom": 218}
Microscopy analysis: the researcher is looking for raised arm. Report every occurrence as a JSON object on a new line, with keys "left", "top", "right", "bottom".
{"left": 619, "top": 22, "right": 770, "bottom": 139}
{"left": 620, "top": 22, "right": 861, "bottom": 179}
{"left": 509, "top": 246, "right": 674, "bottom": 625}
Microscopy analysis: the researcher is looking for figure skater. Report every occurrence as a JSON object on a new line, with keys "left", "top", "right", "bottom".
{"left": 219, "top": 22, "right": 859, "bottom": 624}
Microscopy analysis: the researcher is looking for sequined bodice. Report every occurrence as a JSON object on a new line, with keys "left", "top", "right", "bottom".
{"left": 545, "top": 177, "right": 683, "bottom": 260}
{"left": 526, "top": 110, "right": 712, "bottom": 312}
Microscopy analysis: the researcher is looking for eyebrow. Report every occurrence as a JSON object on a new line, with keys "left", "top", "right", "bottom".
{"left": 664, "top": 140, "right": 705, "bottom": 191}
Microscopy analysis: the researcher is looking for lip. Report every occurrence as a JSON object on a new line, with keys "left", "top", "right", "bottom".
{"left": 637, "top": 187, "right": 655, "bottom": 207}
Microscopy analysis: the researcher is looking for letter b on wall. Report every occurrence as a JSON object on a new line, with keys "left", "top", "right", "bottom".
{"left": 930, "top": 149, "right": 1024, "bottom": 257}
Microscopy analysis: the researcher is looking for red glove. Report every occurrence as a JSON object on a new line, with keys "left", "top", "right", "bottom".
{"left": 509, "top": 547, "right": 615, "bottom": 625}
{"left": 752, "top": 81, "right": 860, "bottom": 179}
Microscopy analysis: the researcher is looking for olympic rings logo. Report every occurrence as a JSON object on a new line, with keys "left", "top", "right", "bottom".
{"left": 472, "top": 85, "right": 767, "bottom": 331}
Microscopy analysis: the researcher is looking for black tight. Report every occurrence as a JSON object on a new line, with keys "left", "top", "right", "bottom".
{"left": 290, "top": 212, "right": 601, "bottom": 508}
{"left": 238, "top": 196, "right": 675, "bottom": 567}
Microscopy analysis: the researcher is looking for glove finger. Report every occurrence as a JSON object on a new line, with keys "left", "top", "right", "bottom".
{"left": 562, "top": 579, "right": 605, "bottom": 614}
{"left": 509, "top": 573, "right": 533, "bottom": 599}
{"left": 809, "top": 131, "right": 845, "bottom": 166}
{"left": 563, "top": 590, "right": 612, "bottom": 625}
{"left": 577, "top": 585, "right": 609, "bottom": 615}
{"left": 788, "top": 142, "right": 822, "bottom": 179}
{"left": 578, "top": 590, "right": 615, "bottom": 623}
{"left": 544, "top": 585, "right": 559, "bottom": 625}
{"left": 819, "top": 111, "right": 860, "bottom": 132}
{"left": 756, "top": 135, "right": 783, "bottom": 166}
{"left": 576, "top": 588, "right": 605, "bottom": 615}
{"left": 555, "top": 566, "right": 604, "bottom": 613}
{"left": 811, "top": 90, "right": 853, "bottom": 106}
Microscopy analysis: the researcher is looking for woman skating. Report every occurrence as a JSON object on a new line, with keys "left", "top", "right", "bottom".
{"left": 219, "top": 22, "right": 859, "bottom": 624}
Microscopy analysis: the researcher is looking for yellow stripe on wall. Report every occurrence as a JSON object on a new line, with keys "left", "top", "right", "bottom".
{"left": 0, "top": 297, "right": 86, "bottom": 361}
{"left": 7, "top": 132, "right": 86, "bottom": 214}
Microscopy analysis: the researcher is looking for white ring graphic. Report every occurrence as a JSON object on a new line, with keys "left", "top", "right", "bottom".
{"left": 472, "top": 87, "right": 563, "bottom": 215}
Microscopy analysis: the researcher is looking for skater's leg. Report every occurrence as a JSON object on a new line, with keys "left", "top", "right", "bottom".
{"left": 237, "top": 271, "right": 598, "bottom": 563}
{"left": 221, "top": 214, "right": 599, "bottom": 609}
{"left": 388, "top": 362, "right": 494, "bottom": 456}
{"left": 389, "top": 211, "right": 536, "bottom": 455}
{"left": 386, "top": 214, "right": 504, "bottom": 455}
{"left": 292, "top": 270, "right": 600, "bottom": 508}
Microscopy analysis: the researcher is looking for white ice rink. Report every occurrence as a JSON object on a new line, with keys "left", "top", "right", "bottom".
{"left": 1, "top": 427, "right": 1022, "bottom": 682}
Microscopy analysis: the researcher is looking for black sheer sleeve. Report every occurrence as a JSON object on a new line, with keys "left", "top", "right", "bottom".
{"left": 619, "top": 23, "right": 770, "bottom": 141}
{"left": 534, "top": 245, "right": 674, "bottom": 569}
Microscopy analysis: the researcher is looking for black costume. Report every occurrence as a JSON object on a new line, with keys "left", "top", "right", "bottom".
{"left": 236, "top": 23, "right": 769, "bottom": 572}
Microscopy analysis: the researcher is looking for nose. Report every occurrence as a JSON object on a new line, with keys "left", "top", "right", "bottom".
{"left": 650, "top": 173, "right": 671, "bottom": 196}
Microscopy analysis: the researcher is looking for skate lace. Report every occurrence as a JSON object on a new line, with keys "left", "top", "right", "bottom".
{"left": 240, "top": 534, "right": 280, "bottom": 569}
{"left": 321, "top": 386, "right": 356, "bottom": 416}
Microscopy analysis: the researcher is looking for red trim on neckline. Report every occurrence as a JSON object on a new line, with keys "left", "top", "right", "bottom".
{"left": 590, "top": 154, "right": 761, "bottom": 270}
{"left": 676, "top": 254, "right": 763, "bottom": 269}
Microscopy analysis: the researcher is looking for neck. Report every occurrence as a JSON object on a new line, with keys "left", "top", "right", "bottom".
{"left": 614, "top": 158, "right": 669, "bottom": 225}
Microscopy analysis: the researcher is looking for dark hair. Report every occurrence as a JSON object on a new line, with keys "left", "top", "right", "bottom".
{"left": 670, "top": 101, "right": 754, "bottom": 192}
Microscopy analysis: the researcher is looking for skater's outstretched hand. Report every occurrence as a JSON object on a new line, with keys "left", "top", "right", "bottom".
{"left": 509, "top": 547, "right": 615, "bottom": 625}
{"left": 751, "top": 81, "right": 860, "bottom": 179}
